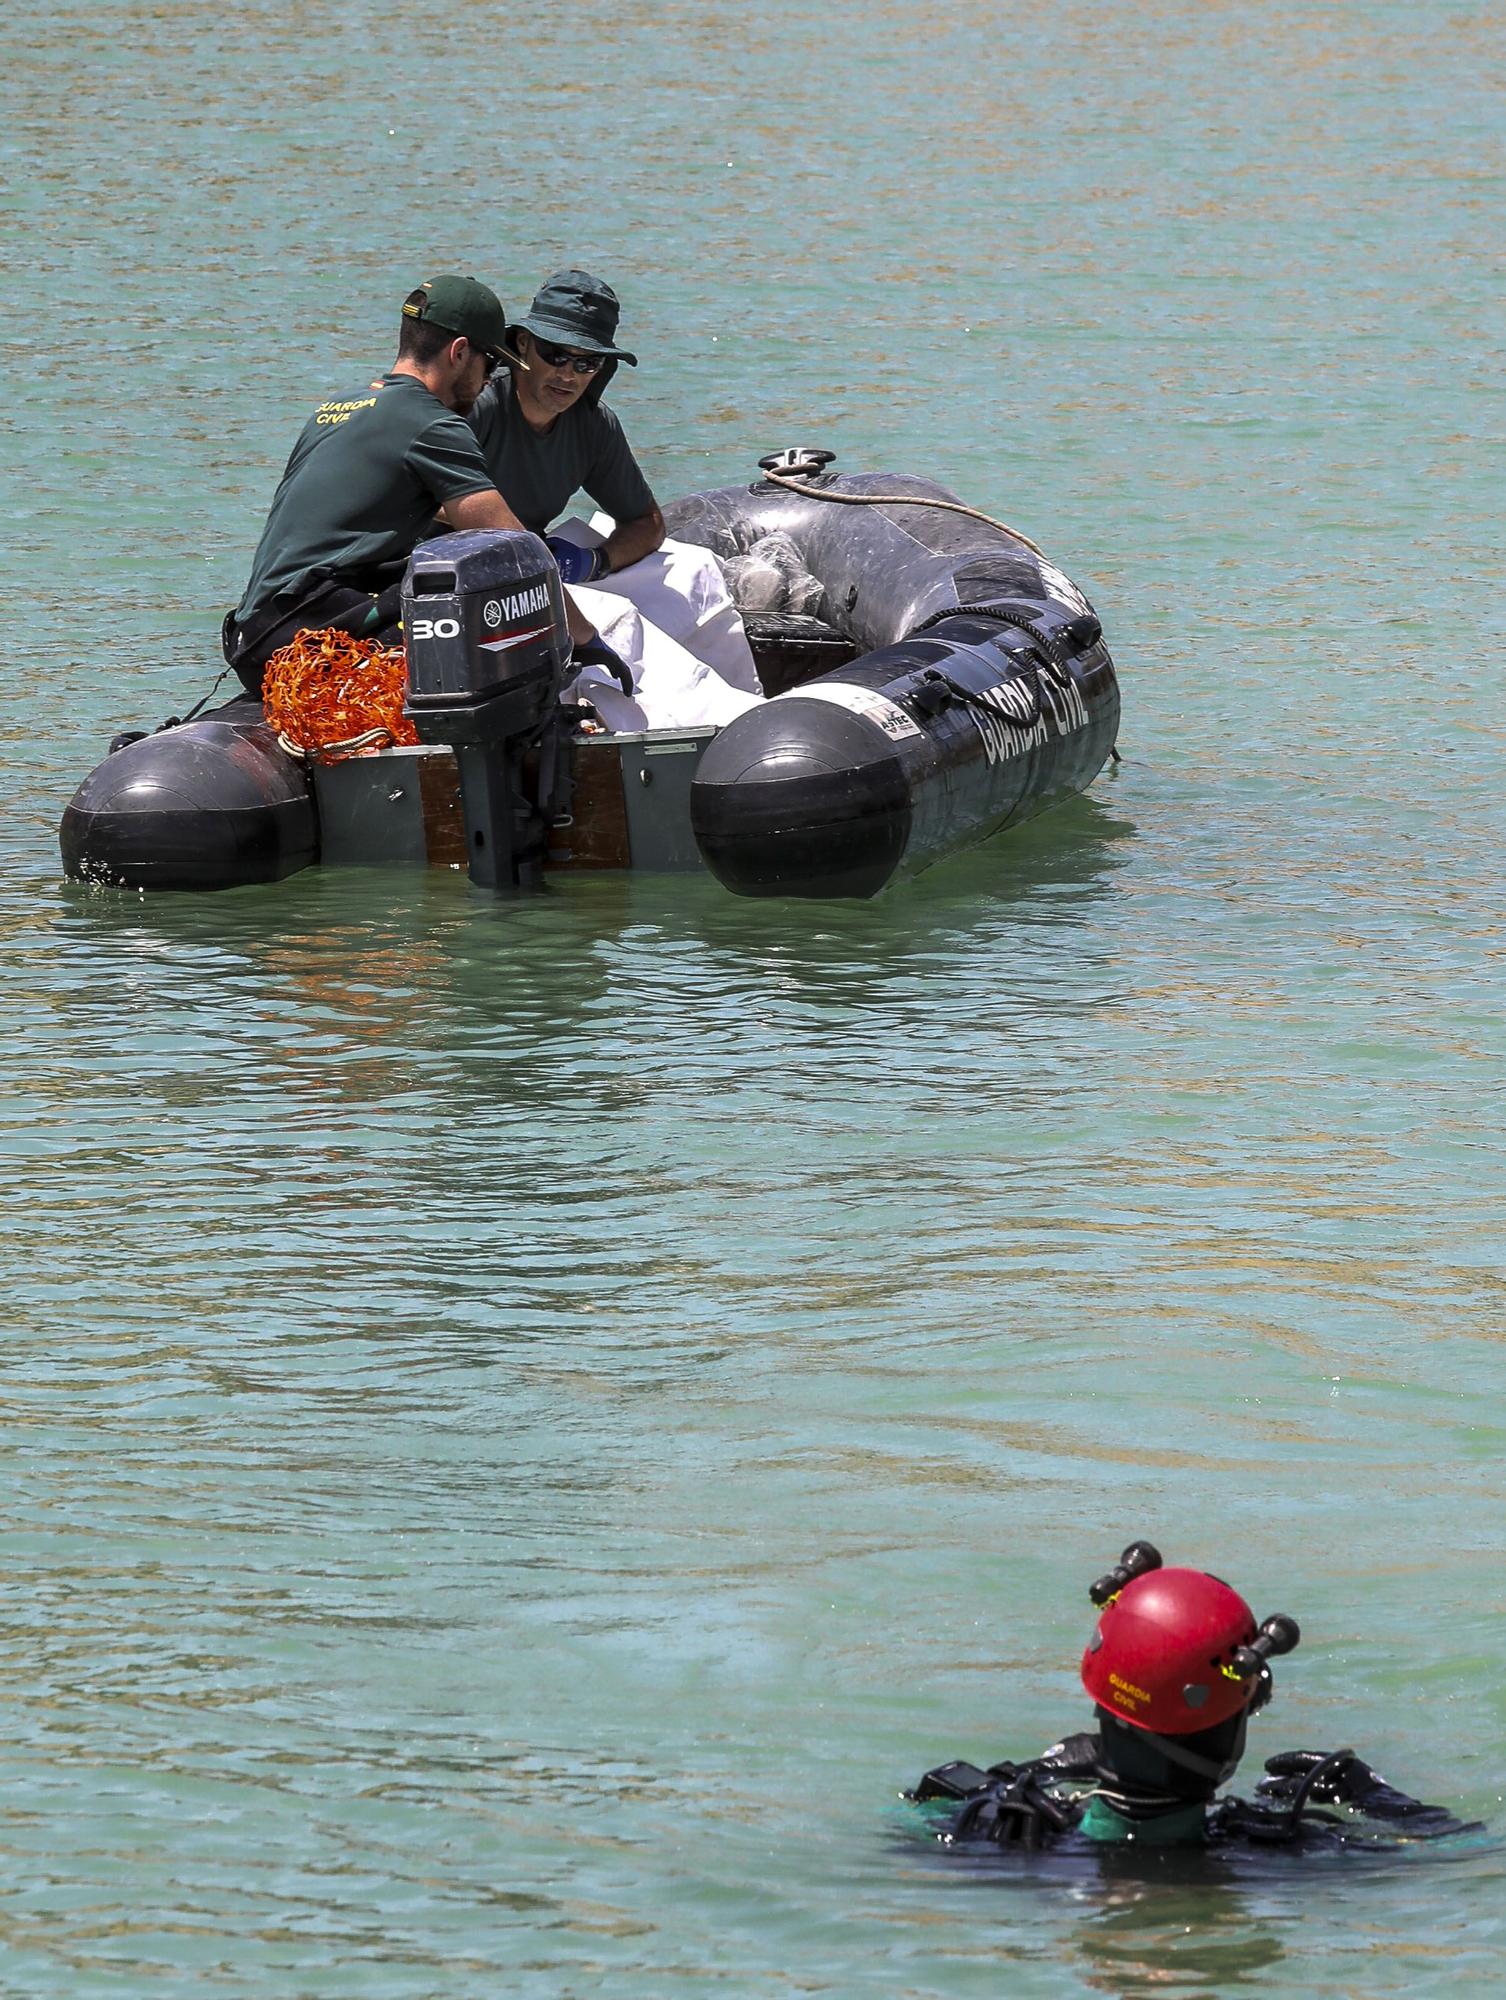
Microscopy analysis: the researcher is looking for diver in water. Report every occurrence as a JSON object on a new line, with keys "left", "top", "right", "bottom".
{"left": 910, "top": 1541, "right": 1477, "bottom": 1853}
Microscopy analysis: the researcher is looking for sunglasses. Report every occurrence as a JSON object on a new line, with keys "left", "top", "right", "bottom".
{"left": 533, "top": 339, "right": 605, "bottom": 376}
{"left": 471, "top": 343, "right": 506, "bottom": 378}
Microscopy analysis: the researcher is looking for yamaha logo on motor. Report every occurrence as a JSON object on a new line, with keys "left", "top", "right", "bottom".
{"left": 477, "top": 577, "right": 559, "bottom": 655}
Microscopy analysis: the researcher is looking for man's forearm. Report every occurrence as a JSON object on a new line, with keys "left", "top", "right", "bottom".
{"left": 600, "top": 506, "right": 665, "bottom": 575}
{"left": 562, "top": 590, "right": 596, "bottom": 647}
{"left": 439, "top": 486, "right": 529, "bottom": 536}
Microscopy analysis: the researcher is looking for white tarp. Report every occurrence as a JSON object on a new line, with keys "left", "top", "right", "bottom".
{"left": 550, "top": 517, "right": 762, "bottom": 733}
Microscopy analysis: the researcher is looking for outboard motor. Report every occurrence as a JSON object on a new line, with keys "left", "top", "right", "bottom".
{"left": 402, "top": 529, "right": 572, "bottom": 891}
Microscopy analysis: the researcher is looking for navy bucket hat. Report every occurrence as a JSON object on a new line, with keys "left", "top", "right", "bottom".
{"left": 506, "top": 268, "right": 638, "bottom": 365}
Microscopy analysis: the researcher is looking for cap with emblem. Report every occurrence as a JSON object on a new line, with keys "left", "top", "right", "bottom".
{"left": 402, "top": 275, "right": 510, "bottom": 358}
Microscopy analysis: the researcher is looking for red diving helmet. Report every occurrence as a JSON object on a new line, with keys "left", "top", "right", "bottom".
{"left": 1081, "top": 1541, "right": 1299, "bottom": 1735}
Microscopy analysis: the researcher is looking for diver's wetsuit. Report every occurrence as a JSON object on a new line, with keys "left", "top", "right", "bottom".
{"left": 911, "top": 1736, "right": 1477, "bottom": 1854}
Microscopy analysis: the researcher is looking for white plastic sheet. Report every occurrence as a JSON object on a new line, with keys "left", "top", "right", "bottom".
{"left": 551, "top": 518, "right": 762, "bottom": 732}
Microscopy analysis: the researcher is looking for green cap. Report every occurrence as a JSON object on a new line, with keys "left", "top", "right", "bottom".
{"left": 402, "top": 275, "right": 509, "bottom": 356}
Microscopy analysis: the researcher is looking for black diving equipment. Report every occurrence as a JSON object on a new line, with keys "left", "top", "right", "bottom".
{"left": 1089, "top": 1540, "right": 1163, "bottom": 1606}
{"left": 908, "top": 1537, "right": 1478, "bottom": 1856}
{"left": 1230, "top": 1614, "right": 1302, "bottom": 1681}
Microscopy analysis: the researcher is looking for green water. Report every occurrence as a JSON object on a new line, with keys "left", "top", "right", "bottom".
{"left": 3, "top": 1, "right": 1504, "bottom": 1992}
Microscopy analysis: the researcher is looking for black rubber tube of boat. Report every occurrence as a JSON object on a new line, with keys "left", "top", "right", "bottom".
{"left": 689, "top": 606, "right": 1117, "bottom": 897}
{"left": 664, "top": 468, "right": 1120, "bottom": 898}
{"left": 59, "top": 698, "right": 318, "bottom": 890}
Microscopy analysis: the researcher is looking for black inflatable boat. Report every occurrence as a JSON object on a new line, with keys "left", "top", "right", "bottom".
{"left": 60, "top": 452, "right": 1119, "bottom": 898}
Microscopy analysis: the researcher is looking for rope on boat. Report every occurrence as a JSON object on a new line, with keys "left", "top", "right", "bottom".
{"left": 275, "top": 724, "right": 403, "bottom": 762}
{"left": 758, "top": 464, "right": 1046, "bottom": 558}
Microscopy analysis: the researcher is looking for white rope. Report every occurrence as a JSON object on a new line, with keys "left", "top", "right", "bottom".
{"left": 277, "top": 725, "right": 398, "bottom": 762}
{"left": 760, "top": 465, "right": 1045, "bottom": 558}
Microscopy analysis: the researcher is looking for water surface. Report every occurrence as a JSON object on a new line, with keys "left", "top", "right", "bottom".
{"left": 2, "top": 2, "right": 1503, "bottom": 1992}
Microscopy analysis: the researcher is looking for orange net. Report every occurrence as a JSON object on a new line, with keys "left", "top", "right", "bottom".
{"left": 262, "top": 628, "right": 420, "bottom": 762}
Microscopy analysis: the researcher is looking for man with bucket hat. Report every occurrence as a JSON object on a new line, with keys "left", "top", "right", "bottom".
{"left": 225, "top": 274, "right": 601, "bottom": 694}
{"left": 468, "top": 267, "right": 761, "bottom": 730}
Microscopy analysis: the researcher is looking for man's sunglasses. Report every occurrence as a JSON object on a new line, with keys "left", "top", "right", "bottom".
{"left": 471, "top": 343, "right": 506, "bottom": 378}
{"left": 533, "top": 340, "right": 605, "bottom": 376}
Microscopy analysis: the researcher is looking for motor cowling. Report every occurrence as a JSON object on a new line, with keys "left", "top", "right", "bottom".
{"left": 403, "top": 529, "right": 570, "bottom": 747}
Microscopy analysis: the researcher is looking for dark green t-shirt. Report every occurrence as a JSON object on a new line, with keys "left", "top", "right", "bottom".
{"left": 236, "top": 373, "right": 494, "bottom": 622}
{"left": 466, "top": 376, "right": 656, "bottom": 535}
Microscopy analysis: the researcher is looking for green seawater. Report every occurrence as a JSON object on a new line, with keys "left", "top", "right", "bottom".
{"left": 2, "top": 2, "right": 1503, "bottom": 1992}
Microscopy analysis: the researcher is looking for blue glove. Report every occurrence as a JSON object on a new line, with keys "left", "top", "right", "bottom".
{"left": 572, "top": 634, "right": 633, "bottom": 697}
{"left": 545, "top": 537, "right": 609, "bottom": 585}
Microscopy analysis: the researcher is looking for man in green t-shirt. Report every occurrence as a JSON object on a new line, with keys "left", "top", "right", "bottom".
{"left": 224, "top": 274, "right": 604, "bottom": 694}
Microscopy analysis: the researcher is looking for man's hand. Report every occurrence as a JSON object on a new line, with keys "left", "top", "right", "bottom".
{"left": 545, "top": 537, "right": 610, "bottom": 585}
{"left": 1037, "top": 1733, "right": 1102, "bottom": 1780}
{"left": 1258, "top": 1749, "right": 1376, "bottom": 1807}
{"left": 571, "top": 633, "right": 633, "bottom": 697}
{"left": 1258, "top": 1749, "right": 1478, "bottom": 1834}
